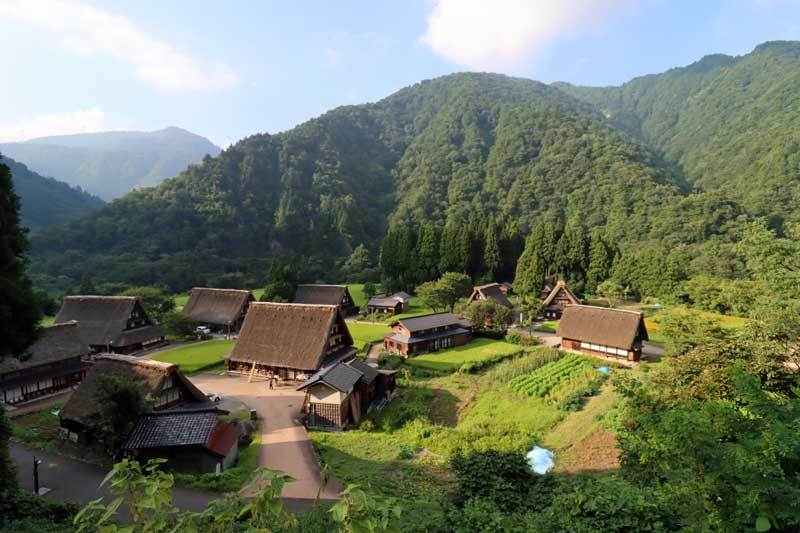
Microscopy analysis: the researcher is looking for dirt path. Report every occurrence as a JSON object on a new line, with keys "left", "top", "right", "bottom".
{"left": 365, "top": 343, "right": 382, "bottom": 364}
{"left": 188, "top": 374, "right": 341, "bottom": 501}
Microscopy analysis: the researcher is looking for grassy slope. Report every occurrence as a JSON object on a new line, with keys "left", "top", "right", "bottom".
{"left": 10, "top": 403, "right": 63, "bottom": 450}
{"left": 310, "top": 347, "right": 574, "bottom": 505}
{"left": 406, "top": 339, "right": 522, "bottom": 372}
{"left": 150, "top": 339, "right": 235, "bottom": 374}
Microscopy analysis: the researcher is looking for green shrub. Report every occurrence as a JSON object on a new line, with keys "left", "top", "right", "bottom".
{"left": 397, "top": 443, "right": 417, "bottom": 460}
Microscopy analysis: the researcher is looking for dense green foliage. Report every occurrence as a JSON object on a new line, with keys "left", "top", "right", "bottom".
{"left": 561, "top": 41, "right": 800, "bottom": 226}
{"left": 1, "top": 127, "right": 220, "bottom": 200}
{"left": 3, "top": 155, "right": 102, "bottom": 228}
{"left": 30, "top": 73, "right": 688, "bottom": 293}
{"left": 0, "top": 160, "right": 42, "bottom": 357}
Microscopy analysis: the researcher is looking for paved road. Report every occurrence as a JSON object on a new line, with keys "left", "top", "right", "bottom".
{"left": 189, "top": 374, "right": 342, "bottom": 501}
{"left": 11, "top": 443, "right": 218, "bottom": 513}
{"left": 12, "top": 443, "right": 327, "bottom": 515}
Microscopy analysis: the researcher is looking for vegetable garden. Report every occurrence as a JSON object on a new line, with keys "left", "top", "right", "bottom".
{"left": 509, "top": 354, "right": 606, "bottom": 409}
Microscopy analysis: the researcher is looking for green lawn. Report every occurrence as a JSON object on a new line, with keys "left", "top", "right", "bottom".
{"left": 347, "top": 283, "right": 368, "bottom": 308}
{"left": 150, "top": 339, "right": 235, "bottom": 374}
{"left": 534, "top": 320, "right": 559, "bottom": 333}
{"left": 10, "top": 403, "right": 63, "bottom": 450}
{"left": 406, "top": 338, "right": 522, "bottom": 372}
{"left": 348, "top": 322, "right": 390, "bottom": 349}
{"left": 40, "top": 315, "right": 56, "bottom": 327}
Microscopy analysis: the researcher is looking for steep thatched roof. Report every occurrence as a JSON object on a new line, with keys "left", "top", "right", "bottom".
{"left": 182, "top": 288, "right": 254, "bottom": 325}
{"left": 0, "top": 322, "right": 86, "bottom": 373}
{"left": 467, "top": 283, "right": 512, "bottom": 308}
{"left": 557, "top": 305, "right": 648, "bottom": 350}
{"left": 542, "top": 280, "right": 581, "bottom": 308}
{"left": 54, "top": 296, "right": 163, "bottom": 347}
{"left": 60, "top": 355, "right": 207, "bottom": 428}
{"left": 229, "top": 303, "right": 355, "bottom": 371}
{"left": 292, "top": 284, "right": 348, "bottom": 306}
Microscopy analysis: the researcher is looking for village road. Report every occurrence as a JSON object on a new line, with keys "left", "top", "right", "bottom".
{"left": 188, "top": 374, "right": 342, "bottom": 502}
{"left": 11, "top": 443, "right": 326, "bottom": 515}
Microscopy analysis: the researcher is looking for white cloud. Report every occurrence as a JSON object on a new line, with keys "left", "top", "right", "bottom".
{"left": 0, "top": 0, "right": 239, "bottom": 93}
{"left": 420, "top": 0, "right": 635, "bottom": 72}
{"left": 0, "top": 107, "right": 109, "bottom": 142}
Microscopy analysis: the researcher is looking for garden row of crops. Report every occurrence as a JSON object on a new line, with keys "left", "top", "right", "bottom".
{"left": 508, "top": 354, "right": 595, "bottom": 398}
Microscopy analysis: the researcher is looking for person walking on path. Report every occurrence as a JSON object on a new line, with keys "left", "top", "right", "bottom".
{"left": 267, "top": 372, "right": 274, "bottom": 390}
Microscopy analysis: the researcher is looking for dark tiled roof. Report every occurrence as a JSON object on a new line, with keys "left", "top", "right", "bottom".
{"left": 393, "top": 312, "right": 465, "bottom": 333}
{"left": 61, "top": 355, "right": 207, "bottom": 428}
{"left": 386, "top": 327, "right": 470, "bottom": 345}
{"left": 0, "top": 322, "right": 86, "bottom": 374}
{"left": 229, "top": 302, "right": 353, "bottom": 371}
{"left": 557, "top": 305, "right": 648, "bottom": 350}
{"left": 182, "top": 288, "right": 253, "bottom": 326}
{"left": 346, "top": 358, "right": 379, "bottom": 384}
{"left": 367, "top": 296, "right": 403, "bottom": 308}
{"left": 54, "top": 296, "right": 163, "bottom": 348}
{"left": 292, "top": 285, "right": 347, "bottom": 306}
{"left": 297, "top": 360, "right": 363, "bottom": 393}
{"left": 123, "top": 409, "right": 217, "bottom": 450}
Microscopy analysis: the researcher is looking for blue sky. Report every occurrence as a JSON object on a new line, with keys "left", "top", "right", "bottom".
{"left": 1, "top": 0, "right": 798, "bottom": 147}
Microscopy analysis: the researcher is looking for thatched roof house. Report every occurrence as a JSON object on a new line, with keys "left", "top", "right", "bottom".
{"left": 54, "top": 296, "right": 165, "bottom": 353}
{"left": 0, "top": 321, "right": 90, "bottom": 405}
{"left": 541, "top": 280, "right": 581, "bottom": 319}
{"left": 292, "top": 284, "right": 359, "bottom": 315}
{"left": 557, "top": 305, "right": 649, "bottom": 362}
{"left": 123, "top": 408, "right": 240, "bottom": 474}
{"left": 182, "top": 288, "right": 254, "bottom": 332}
{"left": 227, "top": 302, "right": 356, "bottom": 380}
{"left": 60, "top": 354, "right": 208, "bottom": 439}
{"left": 467, "top": 283, "right": 513, "bottom": 308}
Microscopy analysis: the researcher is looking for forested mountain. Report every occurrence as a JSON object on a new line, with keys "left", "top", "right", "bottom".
{"left": 1, "top": 155, "right": 102, "bottom": 229}
{"left": 0, "top": 127, "right": 221, "bottom": 200}
{"left": 558, "top": 41, "right": 800, "bottom": 225}
{"left": 30, "top": 73, "right": 691, "bottom": 292}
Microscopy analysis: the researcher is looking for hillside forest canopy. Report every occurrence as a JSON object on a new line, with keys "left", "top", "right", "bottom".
{"left": 23, "top": 42, "right": 800, "bottom": 318}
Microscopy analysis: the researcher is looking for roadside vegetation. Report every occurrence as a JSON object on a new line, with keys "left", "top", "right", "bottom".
{"left": 174, "top": 420, "right": 262, "bottom": 492}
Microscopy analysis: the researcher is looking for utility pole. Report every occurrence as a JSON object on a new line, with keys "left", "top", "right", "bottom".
{"left": 33, "top": 456, "right": 41, "bottom": 495}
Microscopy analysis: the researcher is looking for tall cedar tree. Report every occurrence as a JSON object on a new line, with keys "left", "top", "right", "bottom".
{"left": 0, "top": 158, "right": 42, "bottom": 490}
{"left": 514, "top": 223, "right": 547, "bottom": 297}
{"left": 483, "top": 219, "right": 501, "bottom": 280}
{"left": 585, "top": 231, "right": 614, "bottom": 294}
{"left": 414, "top": 223, "right": 440, "bottom": 285}
{"left": 499, "top": 221, "right": 524, "bottom": 281}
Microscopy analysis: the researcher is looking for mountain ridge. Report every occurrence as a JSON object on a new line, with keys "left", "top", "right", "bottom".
{"left": 0, "top": 127, "right": 221, "bottom": 200}
{"left": 1, "top": 155, "right": 103, "bottom": 229}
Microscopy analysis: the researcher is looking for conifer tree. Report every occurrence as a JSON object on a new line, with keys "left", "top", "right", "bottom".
{"left": 414, "top": 222, "right": 440, "bottom": 284}
{"left": 483, "top": 220, "right": 501, "bottom": 280}
{"left": 0, "top": 158, "right": 42, "bottom": 491}
{"left": 439, "top": 222, "right": 463, "bottom": 273}
{"left": 514, "top": 224, "right": 547, "bottom": 297}
{"left": 586, "top": 231, "right": 613, "bottom": 294}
